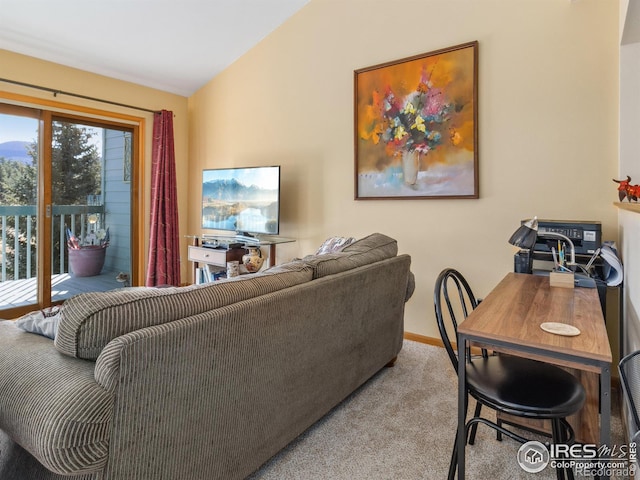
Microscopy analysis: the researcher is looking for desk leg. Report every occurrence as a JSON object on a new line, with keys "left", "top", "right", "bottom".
{"left": 457, "top": 337, "right": 467, "bottom": 479}
{"left": 600, "top": 364, "right": 611, "bottom": 480}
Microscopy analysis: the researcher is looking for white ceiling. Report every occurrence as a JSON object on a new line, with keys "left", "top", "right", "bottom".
{"left": 0, "top": 0, "right": 310, "bottom": 97}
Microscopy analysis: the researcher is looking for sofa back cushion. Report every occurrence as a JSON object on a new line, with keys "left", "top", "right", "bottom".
{"left": 301, "top": 232, "right": 398, "bottom": 279}
{"left": 55, "top": 261, "right": 312, "bottom": 360}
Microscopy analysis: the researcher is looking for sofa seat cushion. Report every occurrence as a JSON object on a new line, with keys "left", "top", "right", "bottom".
{"left": 55, "top": 261, "right": 312, "bottom": 360}
{"left": 0, "top": 321, "right": 112, "bottom": 475}
{"left": 301, "top": 233, "right": 398, "bottom": 278}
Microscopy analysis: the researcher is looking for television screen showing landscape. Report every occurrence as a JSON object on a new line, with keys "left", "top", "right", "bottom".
{"left": 201, "top": 166, "right": 280, "bottom": 235}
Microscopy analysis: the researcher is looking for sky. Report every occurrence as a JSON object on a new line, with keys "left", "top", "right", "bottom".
{"left": 0, "top": 113, "right": 103, "bottom": 150}
{"left": 203, "top": 166, "right": 280, "bottom": 190}
{"left": 0, "top": 113, "right": 38, "bottom": 143}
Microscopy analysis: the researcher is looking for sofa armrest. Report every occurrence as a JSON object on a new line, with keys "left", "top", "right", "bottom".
{"left": 405, "top": 270, "right": 415, "bottom": 302}
{"left": 0, "top": 321, "right": 112, "bottom": 475}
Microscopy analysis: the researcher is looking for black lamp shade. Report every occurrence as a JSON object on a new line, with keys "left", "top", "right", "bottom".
{"left": 508, "top": 217, "right": 538, "bottom": 250}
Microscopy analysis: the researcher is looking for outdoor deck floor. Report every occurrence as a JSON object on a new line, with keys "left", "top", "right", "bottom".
{"left": 0, "top": 270, "right": 122, "bottom": 310}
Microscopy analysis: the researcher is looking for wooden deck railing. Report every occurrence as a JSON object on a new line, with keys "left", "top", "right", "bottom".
{"left": 0, "top": 203, "right": 105, "bottom": 282}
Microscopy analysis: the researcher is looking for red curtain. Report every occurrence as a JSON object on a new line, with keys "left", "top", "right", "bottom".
{"left": 146, "top": 110, "right": 181, "bottom": 286}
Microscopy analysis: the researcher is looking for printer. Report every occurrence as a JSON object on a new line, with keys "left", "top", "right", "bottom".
{"left": 529, "top": 219, "right": 602, "bottom": 256}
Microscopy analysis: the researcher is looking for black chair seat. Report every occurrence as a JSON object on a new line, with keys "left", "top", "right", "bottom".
{"left": 467, "top": 355, "right": 586, "bottom": 419}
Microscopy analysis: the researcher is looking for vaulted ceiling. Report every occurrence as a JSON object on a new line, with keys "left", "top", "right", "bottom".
{"left": 0, "top": 0, "right": 310, "bottom": 97}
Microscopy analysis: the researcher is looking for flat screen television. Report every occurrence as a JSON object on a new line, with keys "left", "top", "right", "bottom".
{"left": 201, "top": 165, "right": 280, "bottom": 237}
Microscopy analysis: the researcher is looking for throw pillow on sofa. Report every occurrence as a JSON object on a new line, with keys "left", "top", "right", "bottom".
{"left": 13, "top": 306, "right": 62, "bottom": 339}
{"left": 315, "top": 236, "right": 355, "bottom": 255}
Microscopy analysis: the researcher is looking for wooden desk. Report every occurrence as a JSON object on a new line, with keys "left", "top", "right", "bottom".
{"left": 456, "top": 272, "right": 612, "bottom": 478}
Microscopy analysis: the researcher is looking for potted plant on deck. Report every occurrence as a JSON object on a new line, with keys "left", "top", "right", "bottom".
{"left": 66, "top": 219, "right": 110, "bottom": 277}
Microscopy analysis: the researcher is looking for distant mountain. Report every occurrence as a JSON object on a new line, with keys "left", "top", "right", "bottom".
{"left": 202, "top": 178, "right": 277, "bottom": 202}
{"left": 0, "top": 141, "right": 31, "bottom": 163}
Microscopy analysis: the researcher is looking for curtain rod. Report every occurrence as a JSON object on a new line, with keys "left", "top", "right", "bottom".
{"left": 0, "top": 77, "right": 159, "bottom": 114}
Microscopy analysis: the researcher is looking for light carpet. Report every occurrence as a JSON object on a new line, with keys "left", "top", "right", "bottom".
{"left": 249, "top": 340, "right": 624, "bottom": 480}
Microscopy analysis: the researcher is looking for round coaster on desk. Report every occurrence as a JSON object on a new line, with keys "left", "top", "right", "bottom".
{"left": 540, "top": 322, "right": 581, "bottom": 337}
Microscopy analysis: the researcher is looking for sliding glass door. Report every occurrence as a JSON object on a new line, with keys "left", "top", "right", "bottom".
{"left": 0, "top": 104, "right": 135, "bottom": 316}
{"left": 0, "top": 106, "right": 40, "bottom": 311}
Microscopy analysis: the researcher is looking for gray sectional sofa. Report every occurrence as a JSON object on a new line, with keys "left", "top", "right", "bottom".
{"left": 0, "top": 233, "right": 413, "bottom": 480}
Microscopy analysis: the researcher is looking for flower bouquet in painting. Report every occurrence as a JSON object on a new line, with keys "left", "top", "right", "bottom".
{"left": 371, "top": 81, "right": 453, "bottom": 186}
{"left": 66, "top": 221, "right": 110, "bottom": 277}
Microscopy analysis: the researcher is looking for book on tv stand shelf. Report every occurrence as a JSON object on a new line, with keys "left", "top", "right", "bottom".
{"left": 195, "top": 264, "right": 227, "bottom": 284}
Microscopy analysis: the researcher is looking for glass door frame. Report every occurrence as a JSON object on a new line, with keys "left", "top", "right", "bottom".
{"left": 0, "top": 93, "right": 146, "bottom": 318}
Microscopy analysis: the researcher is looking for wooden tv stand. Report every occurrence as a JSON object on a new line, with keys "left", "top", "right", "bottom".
{"left": 187, "top": 235, "right": 296, "bottom": 283}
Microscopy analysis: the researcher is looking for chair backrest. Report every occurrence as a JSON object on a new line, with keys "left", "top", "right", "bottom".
{"left": 433, "top": 268, "right": 479, "bottom": 372}
{"left": 619, "top": 350, "right": 640, "bottom": 443}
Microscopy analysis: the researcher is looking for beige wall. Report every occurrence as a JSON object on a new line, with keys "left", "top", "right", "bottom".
{"left": 620, "top": 37, "right": 640, "bottom": 360}
{"left": 188, "top": 0, "right": 620, "bottom": 340}
{"left": 0, "top": 1, "right": 622, "bottom": 342}
{"left": 0, "top": 49, "right": 190, "bottom": 285}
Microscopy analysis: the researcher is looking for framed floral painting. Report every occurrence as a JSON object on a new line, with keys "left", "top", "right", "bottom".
{"left": 354, "top": 41, "right": 478, "bottom": 200}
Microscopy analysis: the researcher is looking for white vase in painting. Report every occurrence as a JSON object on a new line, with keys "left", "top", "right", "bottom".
{"left": 401, "top": 150, "right": 420, "bottom": 186}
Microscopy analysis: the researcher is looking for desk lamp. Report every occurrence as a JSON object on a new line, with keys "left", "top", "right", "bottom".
{"left": 508, "top": 216, "right": 577, "bottom": 272}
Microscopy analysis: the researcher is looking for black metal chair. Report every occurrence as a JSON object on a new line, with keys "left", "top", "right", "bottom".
{"left": 618, "top": 350, "right": 640, "bottom": 444}
{"left": 434, "top": 268, "right": 586, "bottom": 480}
